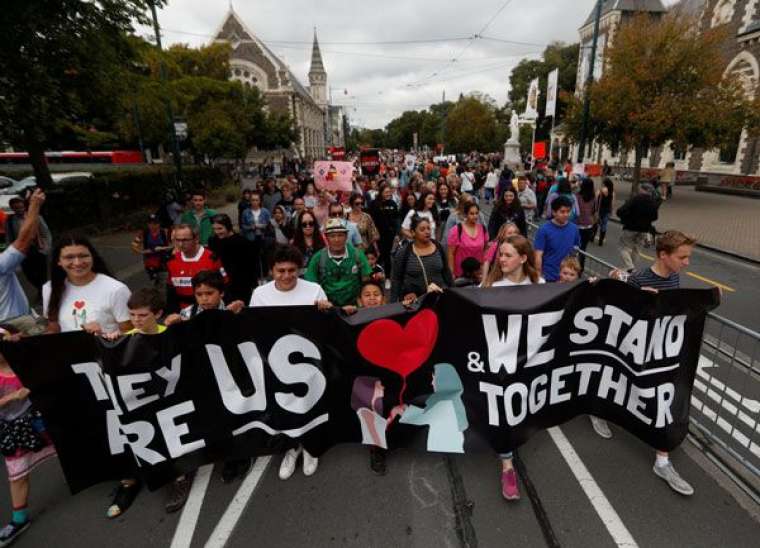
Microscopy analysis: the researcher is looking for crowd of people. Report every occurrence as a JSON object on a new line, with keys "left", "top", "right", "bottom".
{"left": 0, "top": 149, "right": 695, "bottom": 544}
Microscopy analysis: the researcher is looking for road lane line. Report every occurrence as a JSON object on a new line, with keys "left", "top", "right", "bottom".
{"left": 686, "top": 272, "right": 735, "bottom": 292}
{"left": 204, "top": 456, "right": 272, "bottom": 548}
{"left": 170, "top": 464, "right": 214, "bottom": 548}
{"left": 548, "top": 427, "right": 638, "bottom": 548}
{"left": 637, "top": 252, "right": 735, "bottom": 292}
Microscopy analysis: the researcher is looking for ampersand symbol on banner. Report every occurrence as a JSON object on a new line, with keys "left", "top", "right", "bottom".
{"left": 467, "top": 352, "right": 485, "bottom": 373}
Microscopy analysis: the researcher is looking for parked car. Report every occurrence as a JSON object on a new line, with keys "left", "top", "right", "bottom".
{"left": 0, "top": 172, "right": 94, "bottom": 212}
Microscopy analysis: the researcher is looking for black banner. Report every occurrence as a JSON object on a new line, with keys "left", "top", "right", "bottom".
{"left": 0, "top": 280, "right": 719, "bottom": 493}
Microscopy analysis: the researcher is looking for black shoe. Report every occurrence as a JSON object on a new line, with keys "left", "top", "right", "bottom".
{"left": 165, "top": 473, "right": 195, "bottom": 513}
{"left": 222, "top": 458, "right": 252, "bottom": 483}
{"left": 370, "top": 448, "right": 387, "bottom": 476}
{"left": 107, "top": 479, "right": 141, "bottom": 518}
{"left": 0, "top": 520, "right": 30, "bottom": 547}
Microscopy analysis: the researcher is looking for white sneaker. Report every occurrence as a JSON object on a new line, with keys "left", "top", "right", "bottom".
{"left": 302, "top": 449, "right": 319, "bottom": 477}
{"left": 590, "top": 416, "right": 613, "bottom": 439}
{"left": 279, "top": 447, "right": 301, "bottom": 480}
{"left": 653, "top": 462, "right": 694, "bottom": 496}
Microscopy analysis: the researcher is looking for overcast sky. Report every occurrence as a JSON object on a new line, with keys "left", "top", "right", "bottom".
{"left": 141, "top": 0, "right": 678, "bottom": 129}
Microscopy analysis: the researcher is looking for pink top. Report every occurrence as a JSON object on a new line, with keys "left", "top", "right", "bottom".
{"left": 484, "top": 241, "right": 498, "bottom": 264}
{"left": 447, "top": 223, "right": 488, "bottom": 277}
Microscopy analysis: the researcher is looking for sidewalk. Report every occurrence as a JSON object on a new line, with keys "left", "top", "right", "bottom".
{"left": 613, "top": 183, "right": 760, "bottom": 262}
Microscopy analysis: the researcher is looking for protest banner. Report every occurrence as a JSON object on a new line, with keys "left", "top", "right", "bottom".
{"left": 313, "top": 161, "right": 353, "bottom": 192}
{"left": 1, "top": 281, "right": 718, "bottom": 493}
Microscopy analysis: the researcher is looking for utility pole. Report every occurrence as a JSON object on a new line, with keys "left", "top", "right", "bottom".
{"left": 577, "top": 0, "right": 603, "bottom": 164}
{"left": 150, "top": 0, "right": 183, "bottom": 191}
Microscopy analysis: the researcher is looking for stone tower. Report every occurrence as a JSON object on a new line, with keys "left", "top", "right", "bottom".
{"left": 308, "top": 29, "right": 328, "bottom": 108}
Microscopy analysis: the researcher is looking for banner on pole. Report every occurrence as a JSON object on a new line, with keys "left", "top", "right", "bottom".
{"left": 314, "top": 161, "right": 353, "bottom": 192}
{"left": 545, "top": 68, "right": 559, "bottom": 118}
{"left": 524, "top": 78, "right": 540, "bottom": 120}
{"left": 1, "top": 282, "right": 718, "bottom": 493}
{"left": 533, "top": 141, "right": 547, "bottom": 160}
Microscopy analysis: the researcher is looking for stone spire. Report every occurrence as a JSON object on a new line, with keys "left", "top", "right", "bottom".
{"left": 308, "top": 28, "right": 327, "bottom": 107}
{"left": 309, "top": 28, "right": 326, "bottom": 75}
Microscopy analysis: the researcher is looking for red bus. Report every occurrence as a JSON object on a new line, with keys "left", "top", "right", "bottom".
{"left": 0, "top": 150, "right": 144, "bottom": 165}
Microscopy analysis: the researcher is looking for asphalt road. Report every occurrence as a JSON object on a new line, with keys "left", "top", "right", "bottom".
{"left": 3, "top": 201, "right": 760, "bottom": 548}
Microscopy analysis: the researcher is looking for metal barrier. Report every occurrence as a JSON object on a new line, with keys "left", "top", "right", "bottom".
{"left": 526, "top": 219, "right": 760, "bottom": 500}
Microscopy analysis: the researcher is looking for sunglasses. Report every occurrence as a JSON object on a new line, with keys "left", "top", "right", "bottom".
{"left": 301, "top": 221, "right": 315, "bottom": 227}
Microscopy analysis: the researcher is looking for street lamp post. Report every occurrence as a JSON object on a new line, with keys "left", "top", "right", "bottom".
{"left": 149, "top": 0, "right": 184, "bottom": 191}
{"left": 577, "top": 0, "right": 603, "bottom": 164}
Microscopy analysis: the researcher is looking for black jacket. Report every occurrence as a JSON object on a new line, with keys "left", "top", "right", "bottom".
{"left": 616, "top": 195, "right": 658, "bottom": 233}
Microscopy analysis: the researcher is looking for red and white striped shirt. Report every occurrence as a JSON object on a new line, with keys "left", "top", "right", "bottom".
{"left": 166, "top": 246, "right": 227, "bottom": 309}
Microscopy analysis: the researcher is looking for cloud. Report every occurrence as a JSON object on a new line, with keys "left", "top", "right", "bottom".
{"left": 141, "top": 0, "right": 675, "bottom": 128}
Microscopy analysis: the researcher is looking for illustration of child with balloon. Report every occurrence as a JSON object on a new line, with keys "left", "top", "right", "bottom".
{"left": 356, "top": 309, "right": 469, "bottom": 454}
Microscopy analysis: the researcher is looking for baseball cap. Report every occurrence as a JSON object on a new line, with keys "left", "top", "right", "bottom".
{"left": 324, "top": 218, "right": 348, "bottom": 235}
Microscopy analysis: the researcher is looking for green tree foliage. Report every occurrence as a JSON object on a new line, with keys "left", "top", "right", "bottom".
{"left": 0, "top": 0, "right": 160, "bottom": 186}
{"left": 564, "top": 13, "right": 752, "bottom": 191}
{"left": 445, "top": 96, "right": 500, "bottom": 153}
{"left": 117, "top": 40, "right": 297, "bottom": 162}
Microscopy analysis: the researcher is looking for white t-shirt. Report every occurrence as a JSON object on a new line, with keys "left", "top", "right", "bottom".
{"left": 42, "top": 274, "right": 131, "bottom": 333}
{"left": 401, "top": 209, "right": 436, "bottom": 236}
{"left": 249, "top": 279, "right": 327, "bottom": 307}
{"left": 487, "top": 276, "right": 546, "bottom": 287}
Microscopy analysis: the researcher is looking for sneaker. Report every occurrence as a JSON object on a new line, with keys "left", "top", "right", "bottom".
{"left": 279, "top": 447, "right": 301, "bottom": 480}
{"left": 165, "top": 473, "right": 194, "bottom": 513}
{"left": 0, "top": 521, "right": 30, "bottom": 547}
{"left": 107, "top": 479, "right": 141, "bottom": 518}
{"left": 590, "top": 416, "right": 613, "bottom": 439}
{"left": 369, "top": 447, "right": 387, "bottom": 476}
{"left": 302, "top": 449, "right": 319, "bottom": 477}
{"left": 501, "top": 468, "right": 520, "bottom": 501}
{"left": 653, "top": 462, "right": 694, "bottom": 496}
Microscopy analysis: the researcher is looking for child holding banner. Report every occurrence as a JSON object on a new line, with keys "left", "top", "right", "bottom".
{"left": 0, "top": 325, "right": 57, "bottom": 546}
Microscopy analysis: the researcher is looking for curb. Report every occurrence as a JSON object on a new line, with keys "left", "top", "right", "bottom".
{"left": 609, "top": 217, "right": 760, "bottom": 267}
{"left": 695, "top": 185, "right": 760, "bottom": 199}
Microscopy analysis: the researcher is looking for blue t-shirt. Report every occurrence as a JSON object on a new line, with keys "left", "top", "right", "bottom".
{"left": 534, "top": 221, "right": 581, "bottom": 282}
{"left": 0, "top": 246, "right": 30, "bottom": 322}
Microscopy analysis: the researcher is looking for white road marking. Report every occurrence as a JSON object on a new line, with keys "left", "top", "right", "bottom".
{"left": 169, "top": 464, "right": 214, "bottom": 548}
{"left": 205, "top": 456, "right": 272, "bottom": 548}
{"left": 548, "top": 426, "right": 638, "bottom": 548}
{"left": 696, "top": 355, "right": 760, "bottom": 414}
{"left": 690, "top": 395, "right": 760, "bottom": 458}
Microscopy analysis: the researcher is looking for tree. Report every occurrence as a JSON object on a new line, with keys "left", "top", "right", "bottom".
{"left": 0, "top": 0, "right": 159, "bottom": 187}
{"left": 445, "top": 96, "right": 500, "bottom": 153}
{"left": 564, "top": 13, "right": 753, "bottom": 192}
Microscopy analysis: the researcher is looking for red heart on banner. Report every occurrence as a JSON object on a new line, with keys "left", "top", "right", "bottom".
{"left": 73, "top": 300, "right": 86, "bottom": 310}
{"left": 357, "top": 309, "right": 439, "bottom": 379}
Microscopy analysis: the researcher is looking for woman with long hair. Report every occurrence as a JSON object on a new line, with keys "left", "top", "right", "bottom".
{"left": 575, "top": 178, "right": 597, "bottom": 272}
{"left": 481, "top": 234, "right": 544, "bottom": 500}
{"left": 487, "top": 188, "right": 527, "bottom": 239}
{"left": 390, "top": 216, "right": 451, "bottom": 304}
{"left": 347, "top": 193, "right": 380, "bottom": 252}
{"left": 290, "top": 210, "right": 324, "bottom": 272}
{"left": 400, "top": 191, "right": 438, "bottom": 240}
{"left": 42, "top": 235, "right": 134, "bottom": 517}
{"left": 208, "top": 213, "right": 257, "bottom": 304}
{"left": 435, "top": 182, "right": 457, "bottom": 238}
{"left": 596, "top": 178, "right": 615, "bottom": 246}
{"left": 368, "top": 184, "right": 400, "bottom": 276}
{"left": 43, "top": 234, "right": 130, "bottom": 335}
{"left": 446, "top": 202, "right": 488, "bottom": 279}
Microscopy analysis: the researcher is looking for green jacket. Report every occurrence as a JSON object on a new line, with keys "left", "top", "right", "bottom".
{"left": 180, "top": 207, "right": 217, "bottom": 245}
{"left": 304, "top": 244, "right": 372, "bottom": 306}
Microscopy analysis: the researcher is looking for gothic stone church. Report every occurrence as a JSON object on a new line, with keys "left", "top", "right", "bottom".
{"left": 212, "top": 8, "right": 344, "bottom": 162}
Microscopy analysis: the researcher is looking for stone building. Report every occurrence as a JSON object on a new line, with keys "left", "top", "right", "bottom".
{"left": 572, "top": 0, "right": 760, "bottom": 186}
{"left": 212, "top": 7, "right": 344, "bottom": 162}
